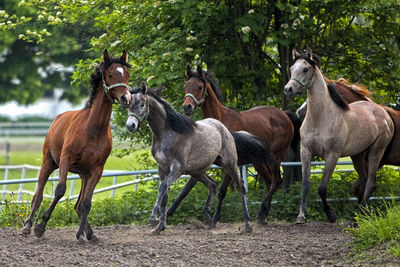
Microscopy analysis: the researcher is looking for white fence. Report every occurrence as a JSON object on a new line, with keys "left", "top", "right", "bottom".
{"left": 0, "top": 161, "right": 365, "bottom": 205}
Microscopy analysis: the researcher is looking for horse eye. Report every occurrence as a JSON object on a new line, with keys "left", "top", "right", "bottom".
{"left": 198, "top": 86, "right": 202, "bottom": 91}
{"left": 140, "top": 103, "right": 145, "bottom": 107}
{"left": 303, "top": 68, "right": 308, "bottom": 73}
{"left": 108, "top": 74, "right": 112, "bottom": 78}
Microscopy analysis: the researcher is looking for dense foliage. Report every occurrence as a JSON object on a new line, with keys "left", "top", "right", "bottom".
{"left": 0, "top": 1, "right": 399, "bottom": 142}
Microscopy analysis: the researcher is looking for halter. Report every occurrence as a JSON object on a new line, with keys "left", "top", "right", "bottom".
{"left": 128, "top": 95, "right": 150, "bottom": 123}
{"left": 102, "top": 74, "right": 132, "bottom": 104}
{"left": 184, "top": 79, "right": 208, "bottom": 106}
{"left": 290, "top": 65, "right": 315, "bottom": 90}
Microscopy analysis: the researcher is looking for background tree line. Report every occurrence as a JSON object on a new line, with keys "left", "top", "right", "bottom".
{"left": 1, "top": 0, "right": 399, "bottom": 142}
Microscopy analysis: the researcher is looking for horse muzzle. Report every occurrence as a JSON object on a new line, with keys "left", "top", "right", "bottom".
{"left": 182, "top": 103, "right": 194, "bottom": 116}
{"left": 119, "top": 92, "right": 132, "bottom": 108}
{"left": 126, "top": 116, "right": 139, "bottom": 133}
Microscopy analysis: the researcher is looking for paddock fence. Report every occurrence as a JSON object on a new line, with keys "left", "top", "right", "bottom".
{"left": 3, "top": 161, "right": 398, "bottom": 206}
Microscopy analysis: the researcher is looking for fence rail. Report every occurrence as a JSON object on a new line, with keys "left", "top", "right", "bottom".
{"left": 0, "top": 161, "right": 374, "bottom": 205}
{"left": 1, "top": 162, "right": 399, "bottom": 205}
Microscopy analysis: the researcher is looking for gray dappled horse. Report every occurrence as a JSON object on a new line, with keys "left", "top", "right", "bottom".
{"left": 126, "top": 83, "right": 275, "bottom": 234}
{"left": 284, "top": 48, "right": 394, "bottom": 224}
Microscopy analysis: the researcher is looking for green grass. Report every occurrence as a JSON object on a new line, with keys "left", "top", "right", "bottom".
{"left": 346, "top": 201, "right": 400, "bottom": 257}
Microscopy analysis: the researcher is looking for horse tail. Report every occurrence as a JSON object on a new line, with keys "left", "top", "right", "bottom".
{"left": 380, "top": 108, "right": 396, "bottom": 167}
{"left": 284, "top": 110, "right": 301, "bottom": 152}
{"left": 230, "top": 131, "right": 276, "bottom": 166}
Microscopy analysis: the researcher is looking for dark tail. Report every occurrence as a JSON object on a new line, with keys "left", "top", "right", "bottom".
{"left": 230, "top": 131, "right": 276, "bottom": 166}
{"left": 284, "top": 110, "right": 301, "bottom": 152}
{"left": 380, "top": 108, "right": 396, "bottom": 167}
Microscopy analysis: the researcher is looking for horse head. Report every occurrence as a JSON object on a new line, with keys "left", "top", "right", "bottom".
{"left": 182, "top": 65, "right": 208, "bottom": 116}
{"left": 284, "top": 48, "right": 319, "bottom": 98}
{"left": 101, "top": 49, "right": 132, "bottom": 108}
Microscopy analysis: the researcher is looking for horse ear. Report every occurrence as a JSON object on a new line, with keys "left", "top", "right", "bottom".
{"left": 153, "top": 84, "right": 164, "bottom": 96}
{"left": 306, "top": 47, "right": 313, "bottom": 60}
{"left": 185, "top": 64, "right": 192, "bottom": 80}
{"left": 292, "top": 48, "right": 300, "bottom": 60}
{"left": 120, "top": 50, "right": 128, "bottom": 62}
{"left": 141, "top": 81, "right": 148, "bottom": 94}
{"left": 197, "top": 65, "right": 206, "bottom": 79}
{"left": 103, "top": 49, "right": 110, "bottom": 62}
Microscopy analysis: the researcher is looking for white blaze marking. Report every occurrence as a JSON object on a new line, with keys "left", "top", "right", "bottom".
{"left": 117, "top": 67, "right": 124, "bottom": 76}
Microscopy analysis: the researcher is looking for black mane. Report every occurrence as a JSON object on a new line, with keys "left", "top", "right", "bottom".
{"left": 190, "top": 69, "right": 223, "bottom": 103}
{"left": 85, "top": 58, "right": 131, "bottom": 108}
{"left": 132, "top": 87, "right": 195, "bottom": 135}
{"left": 327, "top": 83, "right": 349, "bottom": 110}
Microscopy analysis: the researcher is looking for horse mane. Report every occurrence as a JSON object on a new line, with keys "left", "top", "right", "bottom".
{"left": 141, "top": 88, "right": 195, "bottom": 135}
{"left": 85, "top": 58, "right": 131, "bottom": 108}
{"left": 190, "top": 69, "right": 224, "bottom": 103}
{"left": 333, "top": 78, "right": 371, "bottom": 98}
{"left": 327, "top": 83, "right": 349, "bottom": 110}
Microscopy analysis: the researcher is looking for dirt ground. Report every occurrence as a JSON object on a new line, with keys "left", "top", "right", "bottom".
{"left": 1, "top": 220, "right": 397, "bottom": 266}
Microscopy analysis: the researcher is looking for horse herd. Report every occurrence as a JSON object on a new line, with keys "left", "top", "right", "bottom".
{"left": 19, "top": 49, "right": 399, "bottom": 243}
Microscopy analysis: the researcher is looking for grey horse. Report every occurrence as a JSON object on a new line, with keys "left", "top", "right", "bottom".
{"left": 126, "top": 82, "right": 275, "bottom": 234}
{"left": 284, "top": 48, "right": 394, "bottom": 224}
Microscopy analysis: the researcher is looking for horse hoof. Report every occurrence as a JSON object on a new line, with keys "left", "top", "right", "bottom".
{"left": 34, "top": 225, "right": 45, "bottom": 238}
{"left": 150, "top": 228, "right": 161, "bottom": 236}
{"left": 245, "top": 224, "right": 253, "bottom": 233}
{"left": 149, "top": 218, "right": 159, "bottom": 226}
{"left": 328, "top": 214, "right": 337, "bottom": 223}
{"left": 295, "top": 216, "right": 306, "bottom": 224}
{"left": 77, "top": 235, "right": 86, "bottom": 244}
{"left": 88, "top": 235, "right": 100, "bottom": 244}
{"left": 21, "top": 226, "right": 31, "bottom": 237}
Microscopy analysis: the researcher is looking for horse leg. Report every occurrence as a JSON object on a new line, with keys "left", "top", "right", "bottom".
{"left": 149, "top": 168, "right": 167, "bottom": 226}
{"left": 256, "top": 164, "right": 282, "bottom": 225}
{"left": 351, "top": 152, "right": 368, "bottom": 204}
{"left": 193, "top": 173, "right": 218, "bottom": 226}
{"left": 167, "top": 176, "right": 198, "bottom": 218}
{"left": 296, "top": 146, "right": 312, "bottom": 224}
{"left": 318, "top": 154, "right": 340, "bottom": 223}
{"left": 361, "top": 148, "right": 386, "bottom": 207}
{"left": 75, "top": 168, "right": 102, "bottom": 243}
{"left": 74, "top": 174, "right": 96, "bottom": 242}
{"left": 252, "top": 162, "right": 272, "bottom": 191}
{"left": 227, "top": 167, "right": 252, "bottom": 233}
{"left": 22, "top": 154, "right": 57, "bottom": 236}
{"left": 151, "top": 164, "right": 182, "bottom": 235}
{"left": 212, "top": 173, "right": 231, "bottom": 225}
{"left": 34, "top": 158, "right": 70, "bottom": 238}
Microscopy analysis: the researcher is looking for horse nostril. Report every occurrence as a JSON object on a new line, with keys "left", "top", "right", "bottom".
{"left": 285, "top": 86, "right": 293, "bottom": 96}
{"left": 182, "top": 104, "right": 193, "bottom": 115}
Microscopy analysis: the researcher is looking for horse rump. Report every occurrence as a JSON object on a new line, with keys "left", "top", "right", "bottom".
{"left": 230, "top": 131, "right": 276, "bottom": 166}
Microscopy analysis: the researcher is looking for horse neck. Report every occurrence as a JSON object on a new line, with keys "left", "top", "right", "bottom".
{"left": 86, "top": 85, "right": 113, "bottom": 131}
{"left": 305, "top": 68, "right": 340, "bottom": 123}
{"left": 201, "top": 83, "right": 224, "bottom": 120}
{"left": 146, "top": 97, "right": 168, "bottom": 137}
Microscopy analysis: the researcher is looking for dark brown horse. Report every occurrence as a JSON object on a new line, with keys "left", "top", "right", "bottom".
{"left": 167, "top": 65, "right": 300, "bottom": 225}
{"left": 21, "top": 50, "right": 132, "bottom": 243}
{"left": 296, "top": 77, "right": 400, "bottom": 207}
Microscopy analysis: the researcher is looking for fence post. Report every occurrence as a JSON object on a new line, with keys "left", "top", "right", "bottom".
{"left": 17, "top": 165, "right": 26, "bottom": 202}
{"left": 112, "top": 175, "right": 117, "bottom": 197}
{"left": 1, "top": 165, "right": 9, "bottom": 200}
{"left": 6, "top": 141, "right": 10, "bottom": 166}
{"left": 241, "top": 165, "right": 248, "bottom": 192}
{"left": 135, "top": 175, "right": 139, "bottom": 191}
{"left": 69, "top": 180, "right": 75, "bottom": 198}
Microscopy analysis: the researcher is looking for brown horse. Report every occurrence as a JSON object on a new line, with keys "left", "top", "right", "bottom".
{"left": 168, "top": 65, "right": 300, "bottom": 225}
{"left": 21, "top": 50, "right": 132, "bottom": 243}
{"left": 297, "top": 77, "right": 400, "bottom": 204}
